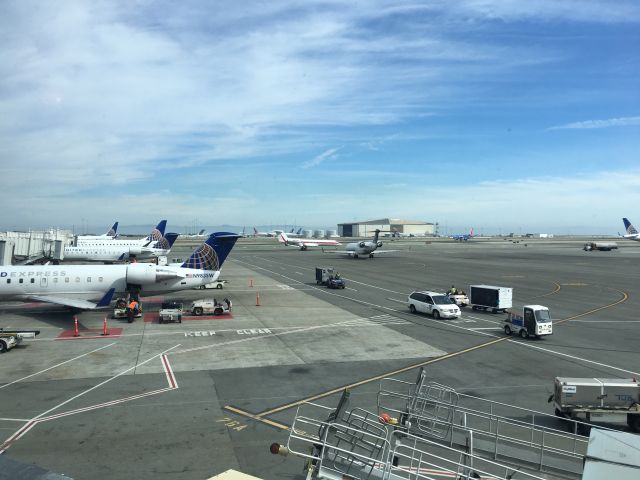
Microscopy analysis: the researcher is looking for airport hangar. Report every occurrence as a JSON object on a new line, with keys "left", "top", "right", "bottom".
{"left": 337, "top": 218, "right": 434, "bottom": 237}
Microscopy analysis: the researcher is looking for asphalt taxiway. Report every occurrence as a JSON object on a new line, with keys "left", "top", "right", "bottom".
{"left": 0, "top": 237, "right": 638, "bottom": 479}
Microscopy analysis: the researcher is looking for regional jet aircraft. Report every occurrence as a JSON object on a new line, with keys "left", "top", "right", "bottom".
{"left": 331, "top": 229, "right": 397, "bottom": 258}
{"left": 620, "top": 218, "right": 640, "bottom": 241}
{"left": 278, "top": 232, "right": 340, "bottom": 251}
{"left": 76, "top": 222, "right": 119, "bottom": 241}
{"left": 0, "top": 233, "right": 240, "bottom": 310}
{"left": 63, "top": 233, "right": 179, "bottom": 263}
{"left": 76, "top": 220, "right": 167, "bottom": 247}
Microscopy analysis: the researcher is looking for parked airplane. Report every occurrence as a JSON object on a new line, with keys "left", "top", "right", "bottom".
{"left": 0, "top": 233, "right": 240, "bottom": 310}
{"left": 278, "top": 232, "right": 340, "bottom": 251}
{"left": 452, "top": 228, "right": 474, "bottom": 241}
{"left": 76, "top": 220, "right": 167, "bottom": 247}
{"left": 63, "top": 233, "right": 179, "bottom": 263}
{"left": 76, "top": 222, "right": 119, "bottom": 241}
{"left": 620, "top": 218, "right": 640, "bottom": 241}
{"left": 286, "top": 227, "right": 304, "bottom": 238}
{"left": 252, "top": 227, "right": 283, "bottom": 237}
{"left": 332, "top": 229, "right": 397, "bottom": 258}
{"left": 185, "top": 229, "right": 206, "bottom": 238}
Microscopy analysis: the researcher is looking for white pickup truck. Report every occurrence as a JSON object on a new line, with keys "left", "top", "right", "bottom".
{"left": 194, "top": 279, "right": 228, "bottom": 290}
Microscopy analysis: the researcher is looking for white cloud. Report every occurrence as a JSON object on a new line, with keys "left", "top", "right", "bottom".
{"left": 548, "top": 116, "right": 640, "bottom": 130}
{"left": 302, "top": 147, "right": 341, "bottom": 169}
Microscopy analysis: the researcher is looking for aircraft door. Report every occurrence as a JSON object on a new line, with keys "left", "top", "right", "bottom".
{"left": 524, "top": 307, "right": 535, "bottom": 334}
{"left": 40, "top": 277, "right": 48, "bottom": 288}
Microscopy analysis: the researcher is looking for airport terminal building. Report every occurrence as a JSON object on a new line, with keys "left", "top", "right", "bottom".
{"left": 337, "top": 218, "right": 434, "bottom": 237}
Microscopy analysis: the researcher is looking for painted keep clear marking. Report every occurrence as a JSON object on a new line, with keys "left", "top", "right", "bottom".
{"left": 237, "top": 328, "right": 272, "bottom": 335}
{"left": 184, "top": 331, "right": 216, "bottom": 337}
{"left": 216, "top": 416, "right": 248, "bottom": 432}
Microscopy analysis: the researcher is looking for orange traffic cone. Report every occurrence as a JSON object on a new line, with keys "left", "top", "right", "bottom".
{"left": 102, "top": 316, "right": 109, "bottom": 336}
{"left": 73, "top": 315, "right": 79, "bottom": 337}
{"left": 256, "top": 292, "right": 261, "bottom": 306}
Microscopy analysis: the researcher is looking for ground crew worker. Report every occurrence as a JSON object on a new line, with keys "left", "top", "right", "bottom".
{"left": 127, "top": 299, "right": 139, "bottom": 323}
{"left": 449, "top": 285, "right": 457, "bottom": 295}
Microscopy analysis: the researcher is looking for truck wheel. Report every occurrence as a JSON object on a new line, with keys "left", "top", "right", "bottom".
{"left": 504, "top": 325, "right": 511, "bottom": 336}
{"left": 491, "top": 308, "right": 497, "bottom": 314}
{"left": 409, "top": 305, "right": 416, "bottom": 314}
{"left": 520, "top": 329, "right": 529, "bottom": 339}
{"left": 433, "top": 310, "right": 441, "bottom": 319}
{"left": 194, "top": 307, "right": 203, "bottom": 316}
{"left": 214, "top": 308, "right": 222, "bottom": 315}
{"left": 216, "top": 284, "right": 223, "bottom": 289}
{"left": 200, "top": 285, "right": 206, "bottom": 290}
{"left": 0, "top": 340, "right": 7, "bottom": 353}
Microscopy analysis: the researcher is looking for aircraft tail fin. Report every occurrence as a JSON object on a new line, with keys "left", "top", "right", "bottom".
{"left": 198, "top": 229, "right": 205, "bottom": 235}
{"left": 163, "top": 233, "right": 179, "bottom": 249}
{"left": 253, "top": 227, "right": 258, "bottom": 235}
{"left": 623, "top": 218, "right": 638, "bottom": 235}
{"left": 181, "top": 233, "right": 240, "bottom": 270}
{"left": 106, "top": 222, "right": 118, "bottom": 237}
{"left": 144, "top": 220, "right": 167, "bottom": 243}
{"left": 278, "top": 232, "right": 289, "bottom": 245}
{"left": 373, "top": 229, "right": 381, "bottom": 243}
{"left": 470, "top": 228, "right": 474, "bottom": 237}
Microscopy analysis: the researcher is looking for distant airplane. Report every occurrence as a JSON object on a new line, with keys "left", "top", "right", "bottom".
{"left": 452, "top": 228, "right": 474, "bottom": 241}
{"left": 332, "top": 229, "right": 398, "bottom": 258}
{"left": 0, "top": 233, "right": 240, "bottom": 310}
{"left": 63, "top": 233, "right": 179, "bottom": 263}
{"left": 278, "top": 232, "right": 340, "bottom": 251}
{"left": 253, "top": 227, "right": 283, "bottom": 237}
{"left": 77, "top": 220, "right": 168, "bottom": 247}
{"left": 76, "top": 222, "right": 119, "bottom": 241}
{"left": 286, "top": 227, "right": 304, "bottom": 238}
{"left": 185, "top": 229, "right": 206, "bottom": 238}
{"left": 620, "top": 218, "right": 640, "bottom": 241}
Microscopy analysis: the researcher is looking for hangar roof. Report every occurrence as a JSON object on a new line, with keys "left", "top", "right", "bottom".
{"left": 338, "top": 218, "right": 432, "bottom": 226}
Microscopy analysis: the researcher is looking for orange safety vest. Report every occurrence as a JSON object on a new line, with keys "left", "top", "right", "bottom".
{"left": 129, "top": 301, "right": 138, "bottom": 310}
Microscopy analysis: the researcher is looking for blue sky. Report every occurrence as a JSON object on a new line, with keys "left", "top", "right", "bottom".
{"left": 1, "top": 0, "right": 639, "bottom": 234}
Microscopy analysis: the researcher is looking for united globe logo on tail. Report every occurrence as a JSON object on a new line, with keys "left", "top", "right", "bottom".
{"left": 181, "top": 233, "right": 241, "bottom": 271}
{"left": 184, "top": 243, "right": 220, "bottom": 270}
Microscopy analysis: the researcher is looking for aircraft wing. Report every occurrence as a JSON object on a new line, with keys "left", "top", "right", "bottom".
{"left": 370, "top": 249, "right": 400, "bottom": 255}
{"left": 24, "top": 288, "right": 116, "bottom": 310}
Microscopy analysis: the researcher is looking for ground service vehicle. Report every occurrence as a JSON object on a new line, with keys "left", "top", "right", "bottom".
{"left": 158, "top": 301, "right": 183, "bottom": 324}
{"left": 408, "top": 291, "right": 461, "bottom": 319}
{"left": 470, "top": 285, "right": 512, "bottom": 313}
{"left": 0, "top": 329, "right": 40, "bottom": 353}
{"left": 190, "top": 298, "right": 232, "bottom": 316}
{"left": 504, "top": 305, "right": 552, "bottom": 338}
{"left": 315, "top": 267, "right": 345, "bottom": 289}
{"left": 446, "top": 291, "right": 469, "bottom": 307}
{"left": 583, "top": 241, "right": 618, "bottom": 251}
{"left": 112, "top": 297, "right": 143, "bottom": 319}
{"left": 550, "top": 377, "right": 640, "bottom": 432}
{"left": 195, "top": 279, "right": 227, "bottom": 290}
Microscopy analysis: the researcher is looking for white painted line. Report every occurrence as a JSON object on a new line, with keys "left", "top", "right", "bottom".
{"left": 0, "top": 418, "right": 30, "bottom": 422}
{"left": 346, "top": 287, "right": 358, "bottom": 292}
{"left": 468, "top": 327, "right": 501, "bottom": 330}
{"left": 570, "top": 320, "right": 640, "bottom": 323}
{"left": 0, "top": 420, "right": 37, "bottom": 454}
{"left": 0, "top": 342, "right": 116, "bottom": 390}
{"left": 387, "top": 297, "right": 406, "bottom": 304}
{"left": 294, "top": 271, "right": 303, "bottom": 275}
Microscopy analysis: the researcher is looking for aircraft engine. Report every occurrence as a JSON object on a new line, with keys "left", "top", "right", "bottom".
{"left": 359, "top": 242, "right": 366, "bottom": 248}
{"left": 377, "top": 241, "right": 383, "bottom": 248}
{"left": 129, "top": 246, "right": 143, "bottom": 256}
{"left": 126, "top": 263, "right": 158, "bottom": 284}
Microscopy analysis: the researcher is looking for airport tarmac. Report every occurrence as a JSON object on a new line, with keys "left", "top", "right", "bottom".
{"left": 0, "top": 237, "right": 638, "bottom": 479}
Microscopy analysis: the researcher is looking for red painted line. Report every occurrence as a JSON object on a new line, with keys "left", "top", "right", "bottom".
{"left": 161, "top": 354, "right": 177, "bottom": 389}
{"left": 0, "top": 420, "right": 37, "bottom": 453}
{"left": 55, "top": 328, "right": 122, "bottom": 340}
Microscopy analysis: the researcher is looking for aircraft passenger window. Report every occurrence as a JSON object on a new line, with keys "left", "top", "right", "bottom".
{"left": 19, "top": 279, "right": 23, "bottom": 283}
{"left": 31, "top": 278, "right": 35, "bottom": 283}
{"left": 65, "top": 277, "right": 70, "bottom": 283}
{"left": 75, "top": 277, "right": 80, "bottom": 282}
{"left": 87, "top": 277, "right": 91, "bottom": 282}
{"left": 53, "top": 278, "right": 58, "bottom": 283}
{"left": 6, "top": 279, "right": 10, "bottom": 284}
{"left": 99, "top": 277, "right": 103, "bottom": 282}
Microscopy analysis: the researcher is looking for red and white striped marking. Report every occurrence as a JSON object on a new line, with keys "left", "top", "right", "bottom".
{"left": 161, "top": 354, "right": 178, "bottom": 389}
{"left": 0, "top": 420, "right": 37, "bottom": 454}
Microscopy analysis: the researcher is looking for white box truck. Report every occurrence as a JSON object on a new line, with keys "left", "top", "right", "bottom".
{"left": 469, "top": 285, "right": 512, "bottom": 313}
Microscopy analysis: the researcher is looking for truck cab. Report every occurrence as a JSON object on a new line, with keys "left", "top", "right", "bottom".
{"left": 504, "top": 305, "right": 552, "bottom": 338}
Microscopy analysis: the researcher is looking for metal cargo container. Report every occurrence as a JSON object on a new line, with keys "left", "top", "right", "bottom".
{"left": 469, "top": 285, "right": 512, "bottom": 312}
{"left": 554, "top": 377, "right": 640, "bottom": 409}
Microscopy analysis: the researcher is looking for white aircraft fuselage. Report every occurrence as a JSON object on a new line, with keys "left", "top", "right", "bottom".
{"left": 0, "top": 264, "right": 219, "bottom": 307}
{"left": 63, "top": 245, "right": 169, "bottom": 262}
